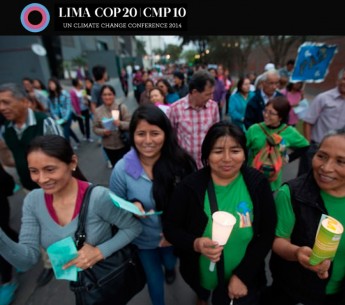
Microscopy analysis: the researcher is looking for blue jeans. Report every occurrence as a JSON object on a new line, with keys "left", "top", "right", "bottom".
{"left": 138, "top": 246, "right": 177, "bottom": 305}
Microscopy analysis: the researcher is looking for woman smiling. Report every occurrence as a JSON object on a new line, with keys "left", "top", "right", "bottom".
{"left": 270, "top": 128, "right": 345, "bottom": 305}
{"left": 164, "top": 121, "right": 276, "bottom": 305}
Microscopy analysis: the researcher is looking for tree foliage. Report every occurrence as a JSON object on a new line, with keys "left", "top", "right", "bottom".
{"left": 165, "top": 44, "right": 183, "bottom": 62}
{"left": 135, "top": 38, "right": 147, "bottom": 56}
{"left": 259, "top": 36, "right": 306, "bottom": 67}
{"left": 175, "top": 35, "right": 307, "bottom": 74}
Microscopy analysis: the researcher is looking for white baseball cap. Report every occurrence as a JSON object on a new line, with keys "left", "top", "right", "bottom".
{"left": 264, "top": 63, "right": 275, "bottom": 71}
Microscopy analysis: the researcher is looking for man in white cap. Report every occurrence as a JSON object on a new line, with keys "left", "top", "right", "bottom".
{"left": 244, "top": 69, "right": 282, "bottom": 129}
{"left": 264, "top": 63, "right": 276, "bottom": 71}
{"left": 254, "top": 63, "right": 276, "bottom": 89}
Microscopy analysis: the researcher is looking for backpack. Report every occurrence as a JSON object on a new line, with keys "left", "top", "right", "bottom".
{"left": 252, "top": 123, "right": 288, "bottom": 182}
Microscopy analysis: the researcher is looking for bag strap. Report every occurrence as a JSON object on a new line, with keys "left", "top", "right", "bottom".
{"left": 259, "top": 122, "right": 288, "bottom": 136}
{"left": 277, "top": 124, "right": 288, "bottom": 134}
{"left": 207, "top": 180, "right": 226, "bottom": 293}
{"left": 118, "top": 103, "right": 123, "bottom": 121}
{"left": 75, "top": 184, "right": 97, "bottom": 250}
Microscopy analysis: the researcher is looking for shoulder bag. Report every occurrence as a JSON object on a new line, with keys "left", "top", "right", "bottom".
{"left": 69, "top": 184, "right": 146, "bottom": 305}
{"left": 118, "top": 103, "right": 131, "bottom": 150}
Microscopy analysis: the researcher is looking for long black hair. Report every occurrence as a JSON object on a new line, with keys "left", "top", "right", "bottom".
{"left": 130, "top": 104, "right": 196, "bottom": 210}
{"left": 27, "top": 134, "right": 88, "bottom": 181}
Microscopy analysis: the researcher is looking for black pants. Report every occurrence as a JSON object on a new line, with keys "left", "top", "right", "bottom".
{"left": 103, "top": 147, "right": 130, "bottom": 168}
{"left": 269, "top": 282, "right": 343, "bottom": 305}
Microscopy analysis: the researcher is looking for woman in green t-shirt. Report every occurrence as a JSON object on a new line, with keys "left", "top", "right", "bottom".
{"left": 270, "top": 128, "right": 345, "bottom": 305}
{"left": 246, "top": 96, "right": 309, "bottom": 192}
{"left": 164, "top": 121, "right": 276, "bottom": 305}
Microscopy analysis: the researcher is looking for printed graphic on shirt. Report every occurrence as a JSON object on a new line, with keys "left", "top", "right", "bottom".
{"left": 236, "top": 201, "right": 253, "bottom": 228}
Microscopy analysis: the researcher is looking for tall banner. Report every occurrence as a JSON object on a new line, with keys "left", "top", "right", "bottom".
{"left": 291, "top": 42, "right": 338, "bottom": 83}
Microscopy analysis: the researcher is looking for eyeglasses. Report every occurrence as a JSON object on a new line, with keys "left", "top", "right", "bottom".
{"left": 263, "top": 109, "right": 279, "bottom": 116}
{"left": 265, "top": 81, "right": 279, "bottom": 87}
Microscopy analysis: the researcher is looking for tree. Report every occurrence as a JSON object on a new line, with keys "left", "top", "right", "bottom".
{"left": 181, "top": 49, "right": 199, "bottom": 65}
{"left": 206, "top": 36, "right": 261, "bottom": 74}
{"left": 179, "top": 36, "right": 210, "bottom": 54}
{"left": 135, "top": 38, "right": 147, "bottom": 56}
{"left": 165, "top": 44, "right": 183, "bottom": 62}
{"left": 259, "top": 36, "right": 306, "bottom": 67}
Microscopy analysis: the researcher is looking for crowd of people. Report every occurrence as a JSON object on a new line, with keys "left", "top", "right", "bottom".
{"left": 0, "top": 59, "right": 345, "bottom": 305}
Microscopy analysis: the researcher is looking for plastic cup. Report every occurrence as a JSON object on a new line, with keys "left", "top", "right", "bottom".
{"left": 209, "top": 211, "right": 236, "bottom": 272}
{"left": 112, "top": 110, "right": 119, "bottom": 120}
{"left": 309, "top": 216, "right": 343, "bottom": 266}
{"left": 212, "top": 211, "right": 237, "bottom": 245}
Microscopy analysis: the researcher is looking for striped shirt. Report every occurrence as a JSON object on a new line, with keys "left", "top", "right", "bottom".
{"left": 167, "top": 95, "right": 219, "bottom": 169}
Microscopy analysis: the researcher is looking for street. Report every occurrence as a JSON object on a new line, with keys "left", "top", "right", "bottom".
{"left": 6, "top": 84, "right": 301, "bottom": 305}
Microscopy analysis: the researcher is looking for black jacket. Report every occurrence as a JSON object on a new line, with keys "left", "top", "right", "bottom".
{"left": 163, "top": 165, "right": 276, "bottom": 295}
{"left": 270, "top": 172, "right": 345, "bottom": 304}
{"left": 244, "top": 90, "right": 282, "bottom": 130}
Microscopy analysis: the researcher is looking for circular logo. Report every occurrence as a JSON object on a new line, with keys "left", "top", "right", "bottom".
{"left": 20, "top": 3, "right": 50, "bottom": 33}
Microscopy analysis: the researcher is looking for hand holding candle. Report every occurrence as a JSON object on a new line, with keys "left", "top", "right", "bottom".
{"left": 309, "top": 214, "right": 343, "bottom": 266}
{"left": 209, "top": 211, "right": 236, "bottom": 272}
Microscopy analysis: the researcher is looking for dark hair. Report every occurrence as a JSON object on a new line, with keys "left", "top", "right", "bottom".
{"left": 144, "top": 79, "right": 155, "bottom": 87}
{"left": 149, "top": 87, "right": 167, "bottom": 105}
{"left": 173, "top": 71, "right": 185, "bottom": 80}
{"left": 71, "top": 78, "right": 81, "bottom": 87}
{"left": 236, "top": 77, "right": 250, "bottom": 94}
{"left": 188, "top": 70, "right": 215, "bottom": 93}
{"left": 92, "top": 65, "right": 107, "bottom": 81}
{"left": 84, "top": 77, "right": 94, "bottom": 95}
{"left": 27, "top": 135, "right": 87, "bottom": 181}
{"left": 201, "top": 120, "right": 247, "bottom": 167}
{"left": 130, "top": 104, "right": 196, "bottom": 210}
{"left": 33, "top": 79, "right": 47, "bottom": 90}
{"left": 48, "top": 77, "right": 63, "bottom": 99}
{"left": 319, "top": 127, "right": 345, "bottom": 147}
{"left": 266, "top": 96, "right": 291, "bottom": 124}
{"left": 286, "top": 59, "right": 295, "bottom": 66}
{"left": 22, "top": 77, "right": 34, "bottom": 84}
{"left": 156, "top": 78, "right": 176, "bottom": 94}
{"left": 100, "top": 84, "right": 116, "bottom": 96}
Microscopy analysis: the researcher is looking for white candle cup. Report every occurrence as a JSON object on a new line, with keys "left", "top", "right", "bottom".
{"left": 111, "top": 110, "right": 120, "bottom": 120}
{"left": 209, "top": 211, "right": 236, "bottom": 272}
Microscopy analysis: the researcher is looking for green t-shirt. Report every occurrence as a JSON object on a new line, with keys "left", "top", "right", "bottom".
{"left": 275, "top": 185, "right": 345, "bottom": 294}
{"left": 200, "top": 173, "right": 254, "bottom": 290}
{"left": 246, "top": 123, "right": 309, "bottom": 191}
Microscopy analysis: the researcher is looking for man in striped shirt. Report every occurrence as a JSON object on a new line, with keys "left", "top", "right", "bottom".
{"left": 167, "top": 70, "right": 220, "bottom": 169}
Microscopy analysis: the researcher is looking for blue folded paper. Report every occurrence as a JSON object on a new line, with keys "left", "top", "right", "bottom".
{"left": 109, "top": 192, "right": 162, "bottom": 216}
{"left": 46, "top": 236, "right": 80, "bottom": 281}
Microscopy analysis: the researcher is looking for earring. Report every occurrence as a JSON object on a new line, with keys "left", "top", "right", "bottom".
{"left": 73, "top": 168, "right": 76, "bottom": 171}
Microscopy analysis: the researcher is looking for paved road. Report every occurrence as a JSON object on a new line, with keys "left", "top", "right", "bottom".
{"left": 6, "top": 83, "right": 302, "bottom": 305}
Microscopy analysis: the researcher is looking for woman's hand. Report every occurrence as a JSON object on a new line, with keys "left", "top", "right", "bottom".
{"left": 132, "top": 201, "right": 148, "bottom": 218}
{"left": 296, "top": 246, "right": 331, "bottom": 279}
{"left": 103, "top": 129, "right": 112, "bottom": 136}
{"left": 228, "top": 274, "right": 248, "bottom": 300}
{"left": 159, "top": 233, "right": 172, "bottom": 247}
{"left": 113, "top": 119, "right": 121, "bottom": 127}
{"left": 273, "top": 238, "right": 331, "bottom": 280}
{"left": 63, "top": 243, "right": 104, "bottom": 270}
{"left": 193, "top": 237, "right": 223, "bottom": 262}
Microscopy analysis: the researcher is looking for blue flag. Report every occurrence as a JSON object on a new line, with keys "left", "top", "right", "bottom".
{"left": 291, "top": 42, "right": 338, "bottom": 83}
